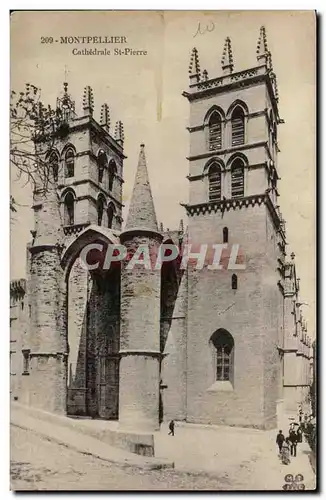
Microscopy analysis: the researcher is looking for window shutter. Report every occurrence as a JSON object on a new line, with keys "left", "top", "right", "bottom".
{"left": 231, "top": 108, "right": 245, "bottom": 146}
{"left": 231, "top": 162, "right": 244, "bottom": 198}
{"left": 208, "top": 113, "right": 222, "bottom": 150}
{"left": 208, "top": 166, "right": 221, "bottom": 201}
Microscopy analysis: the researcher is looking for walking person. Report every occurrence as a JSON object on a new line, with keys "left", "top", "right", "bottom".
{"left": 281, "top": 438, "right": 291, "bottom": 465}
{"left": 296, "top": 426, "right": 303, "bottom": 443}
{"left": 168, "top": 420, "right": 175, "bottom": 436}
{"left": 276, "top": 430, "right": 285, "bottom": 454}
{"left": 289, "top": 428, "right": 298, "bottom": 457}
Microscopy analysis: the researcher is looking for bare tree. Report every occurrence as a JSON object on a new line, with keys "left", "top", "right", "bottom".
{"left": 10, "top": 83, "right": 69, "bottom": 211}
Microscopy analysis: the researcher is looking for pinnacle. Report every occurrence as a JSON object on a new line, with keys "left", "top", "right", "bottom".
{"left": 256, "top": 25, "right": 269, "bottom": 59}
{"left": 221, "top": 37, "right": 234, "bottom": 72}
{"left": 189, "top": 47, "right": 200, "bottom": 76}
{"left": 125, "top": 144, "right": 158, "bottom": 232}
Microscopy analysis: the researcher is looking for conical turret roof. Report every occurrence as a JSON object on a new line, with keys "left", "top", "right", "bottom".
{"left": 125, "top": 144, "right": 158, "bottom": 232}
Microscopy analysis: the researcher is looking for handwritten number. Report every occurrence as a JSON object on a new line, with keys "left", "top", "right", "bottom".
{"left": 193, "top": 21, "right": 215, "bottom": 38}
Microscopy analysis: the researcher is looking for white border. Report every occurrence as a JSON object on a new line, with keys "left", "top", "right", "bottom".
{"left": 3, "top": 3, "right": 322, "bottom": 499}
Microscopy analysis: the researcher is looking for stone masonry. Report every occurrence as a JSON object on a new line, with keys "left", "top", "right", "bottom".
{"left": 10, "top": 26, "right": 312, "bottom": 435}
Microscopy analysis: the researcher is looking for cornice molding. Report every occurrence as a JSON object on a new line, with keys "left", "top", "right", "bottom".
{"left": 182, "top": 192, "right": 283, "bottom": 230}
{"left": 186, "top": 141, "right": 267, "bottom": 161}
{"left": 58, "top": 179, "right": 123, "bottom": 208}
{"left": 187, "top": 162, "right": 268, "bottom": 180}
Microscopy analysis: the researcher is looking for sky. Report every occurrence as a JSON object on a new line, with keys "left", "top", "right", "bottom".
{"left": 10, "top": 10, "right": 316, "bottom": 334}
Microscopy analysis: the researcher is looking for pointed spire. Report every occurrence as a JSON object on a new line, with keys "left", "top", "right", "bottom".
{"left": 159, "top": 222, "right": 164, "bottom": 232}
{"left": 100, "top": 103, "right": 110, "bottom": 129}
{"left": 125, "top": 144, "right": 158, "bottom": 232}
{"left": 256, "top": 26, "right": 269, "bottom": 64}
{"left": 114, "top": 120, "right": 124, "bottom": 146}
{"left": 189, "top": 47, "right": 201, "bottom": 84}
{"left": 221, "top": 37, "right": 234, "bottom": 75}
{"left": 179, "top": 219, "right": 184, "bottom": 234}
{"left": 82, "top": 86, "right": 94, "bottom": 116}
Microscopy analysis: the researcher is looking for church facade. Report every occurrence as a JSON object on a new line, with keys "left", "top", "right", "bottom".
{"left": 10, "top": 27, "right": 312, "bottom": 433}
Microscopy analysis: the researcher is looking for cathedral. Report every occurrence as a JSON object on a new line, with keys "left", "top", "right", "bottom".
{"left": 10, "top": 27, "right": 312, "bottom": 436}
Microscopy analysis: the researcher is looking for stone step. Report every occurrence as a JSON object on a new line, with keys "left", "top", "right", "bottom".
{"left": 11, "top": 403, "right": 174, "bottom": 470}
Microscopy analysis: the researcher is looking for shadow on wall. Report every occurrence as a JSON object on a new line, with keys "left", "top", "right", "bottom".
{"left": 67, "top": 266, "right": 120, "bottom": 420}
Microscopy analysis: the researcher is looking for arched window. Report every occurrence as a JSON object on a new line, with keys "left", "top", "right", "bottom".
{"left": 64, "top": 191, "right": 74, "bottom": 226}
{"left": 208, "top": 112, "right": 222, "bottom": 151}
{"left": 49, "top": 151, "right": 59, "bottom": 182}
{"left": 231, "top": 106, "right": 245, "bottom": 146}
{"left": 231, "top": 273, "right": 238, "bottom": 290}
{"left": 210, "top": 329, "right": 234, "bottom": 382}
{"left": 223, "top": 227, "right": 228, "bottom": 243}
{"left": 107, "top": 202, "right": 116, "bottom": 229}
{"left": 98, "top": 150, "right": 107, "bottom": 184}
{"left": 108, "top": 160, "right": 117, "bottom": 191}
{"left": 65, "top": 148, "right": 75, "bottom": 178}
{"left": 231, "top": 158, "right": 244, "bottom": 198}
{"left": 97, "top": 195, "right": 105, "bottom": 226}
{"left": 208, "top": 163, "right": 221, "bottom": 201}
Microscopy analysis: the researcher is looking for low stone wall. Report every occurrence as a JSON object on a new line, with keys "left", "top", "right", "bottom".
{"left": 11, "top": 402, "right": 155, "bottom": 457}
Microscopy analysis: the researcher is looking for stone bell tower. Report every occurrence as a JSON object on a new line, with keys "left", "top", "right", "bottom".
{"left": 53, "top": 82, "right": 125, "bottom": 240}
{"left": 27, "top": 83, "right": 126, "bottom": 414}
{"left": 182, "top": 27, "right": 286, "bottom": 429}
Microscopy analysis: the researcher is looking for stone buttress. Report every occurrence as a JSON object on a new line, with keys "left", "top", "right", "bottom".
{"left": 119, "top": 144, "right": 163, "bottom": 432}
{"left": 28, "top": 181, "right": 67, "bottom": 413}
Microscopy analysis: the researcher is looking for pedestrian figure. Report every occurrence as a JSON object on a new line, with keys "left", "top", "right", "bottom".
{"left": 281, "top": 438, "right": 291, "bottom": 465}
{"left": 296, "top": 427, "right": 303, "bottom": 443}
{"left": 289, "top": 429, "right": 298, "bottom": 457}
{"left": 168, "top": 420, "right": 175, "bottom": 436}
{"left": 276, "top": 430, "right": 285, "bottom": 454}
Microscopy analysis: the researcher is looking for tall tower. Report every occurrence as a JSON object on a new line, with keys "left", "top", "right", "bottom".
{"left": 54, "top": 83, "right": 125, "bottom": 237}
{"left": 182, "top": 27, "right": 285, "bottom": 429}
{"left": 119, "top": 144, "right": 163, "bottom": 432}
{"left": 27, "top": 84, "right": 125, "bottom": 413}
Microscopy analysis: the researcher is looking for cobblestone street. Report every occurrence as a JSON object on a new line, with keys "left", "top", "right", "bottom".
{"left": 10, "top": 426, "right": 232, "bottom": 491}
{"left": 11, "top": 422, "right": 316, "bottom": 491}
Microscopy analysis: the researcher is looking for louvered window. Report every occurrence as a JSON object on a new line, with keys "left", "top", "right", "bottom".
{"left": 208, "top": 112, "right": 222, "bottom": 151}
{"left": 97, "top": 196, "right": 105, "bottom": 226}
{"left": 231, "top": 107, "right": 245, "bottom": 146}
{"left": 65, "top": 148, "right": 75, "bottom": 178}
{"left": 64, "top": 192, "right": 74, "bottom": 226}
{"left": 208, "top": 164, "right": 221, "bottom": 201}
{"left": 231, "top": 160, "right": 244, "bottom": 198}
{"left": 108, "top": 159, "right": 117, "bottom": 191}
{"left": 49, "top": 152, "right": 59, "bottom": 182}
{"left": 107, "top": 202, "right": 116, "bottom": 229}
{"left": 98, "top": 150, "right": 107, "bottom": 184}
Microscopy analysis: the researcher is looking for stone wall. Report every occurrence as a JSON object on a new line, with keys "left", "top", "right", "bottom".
{"left": 161, "top": 266, "right": 188, "bottom": 421}
{"left": 185, "top": 203, "right": 280, "bottom": 429}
